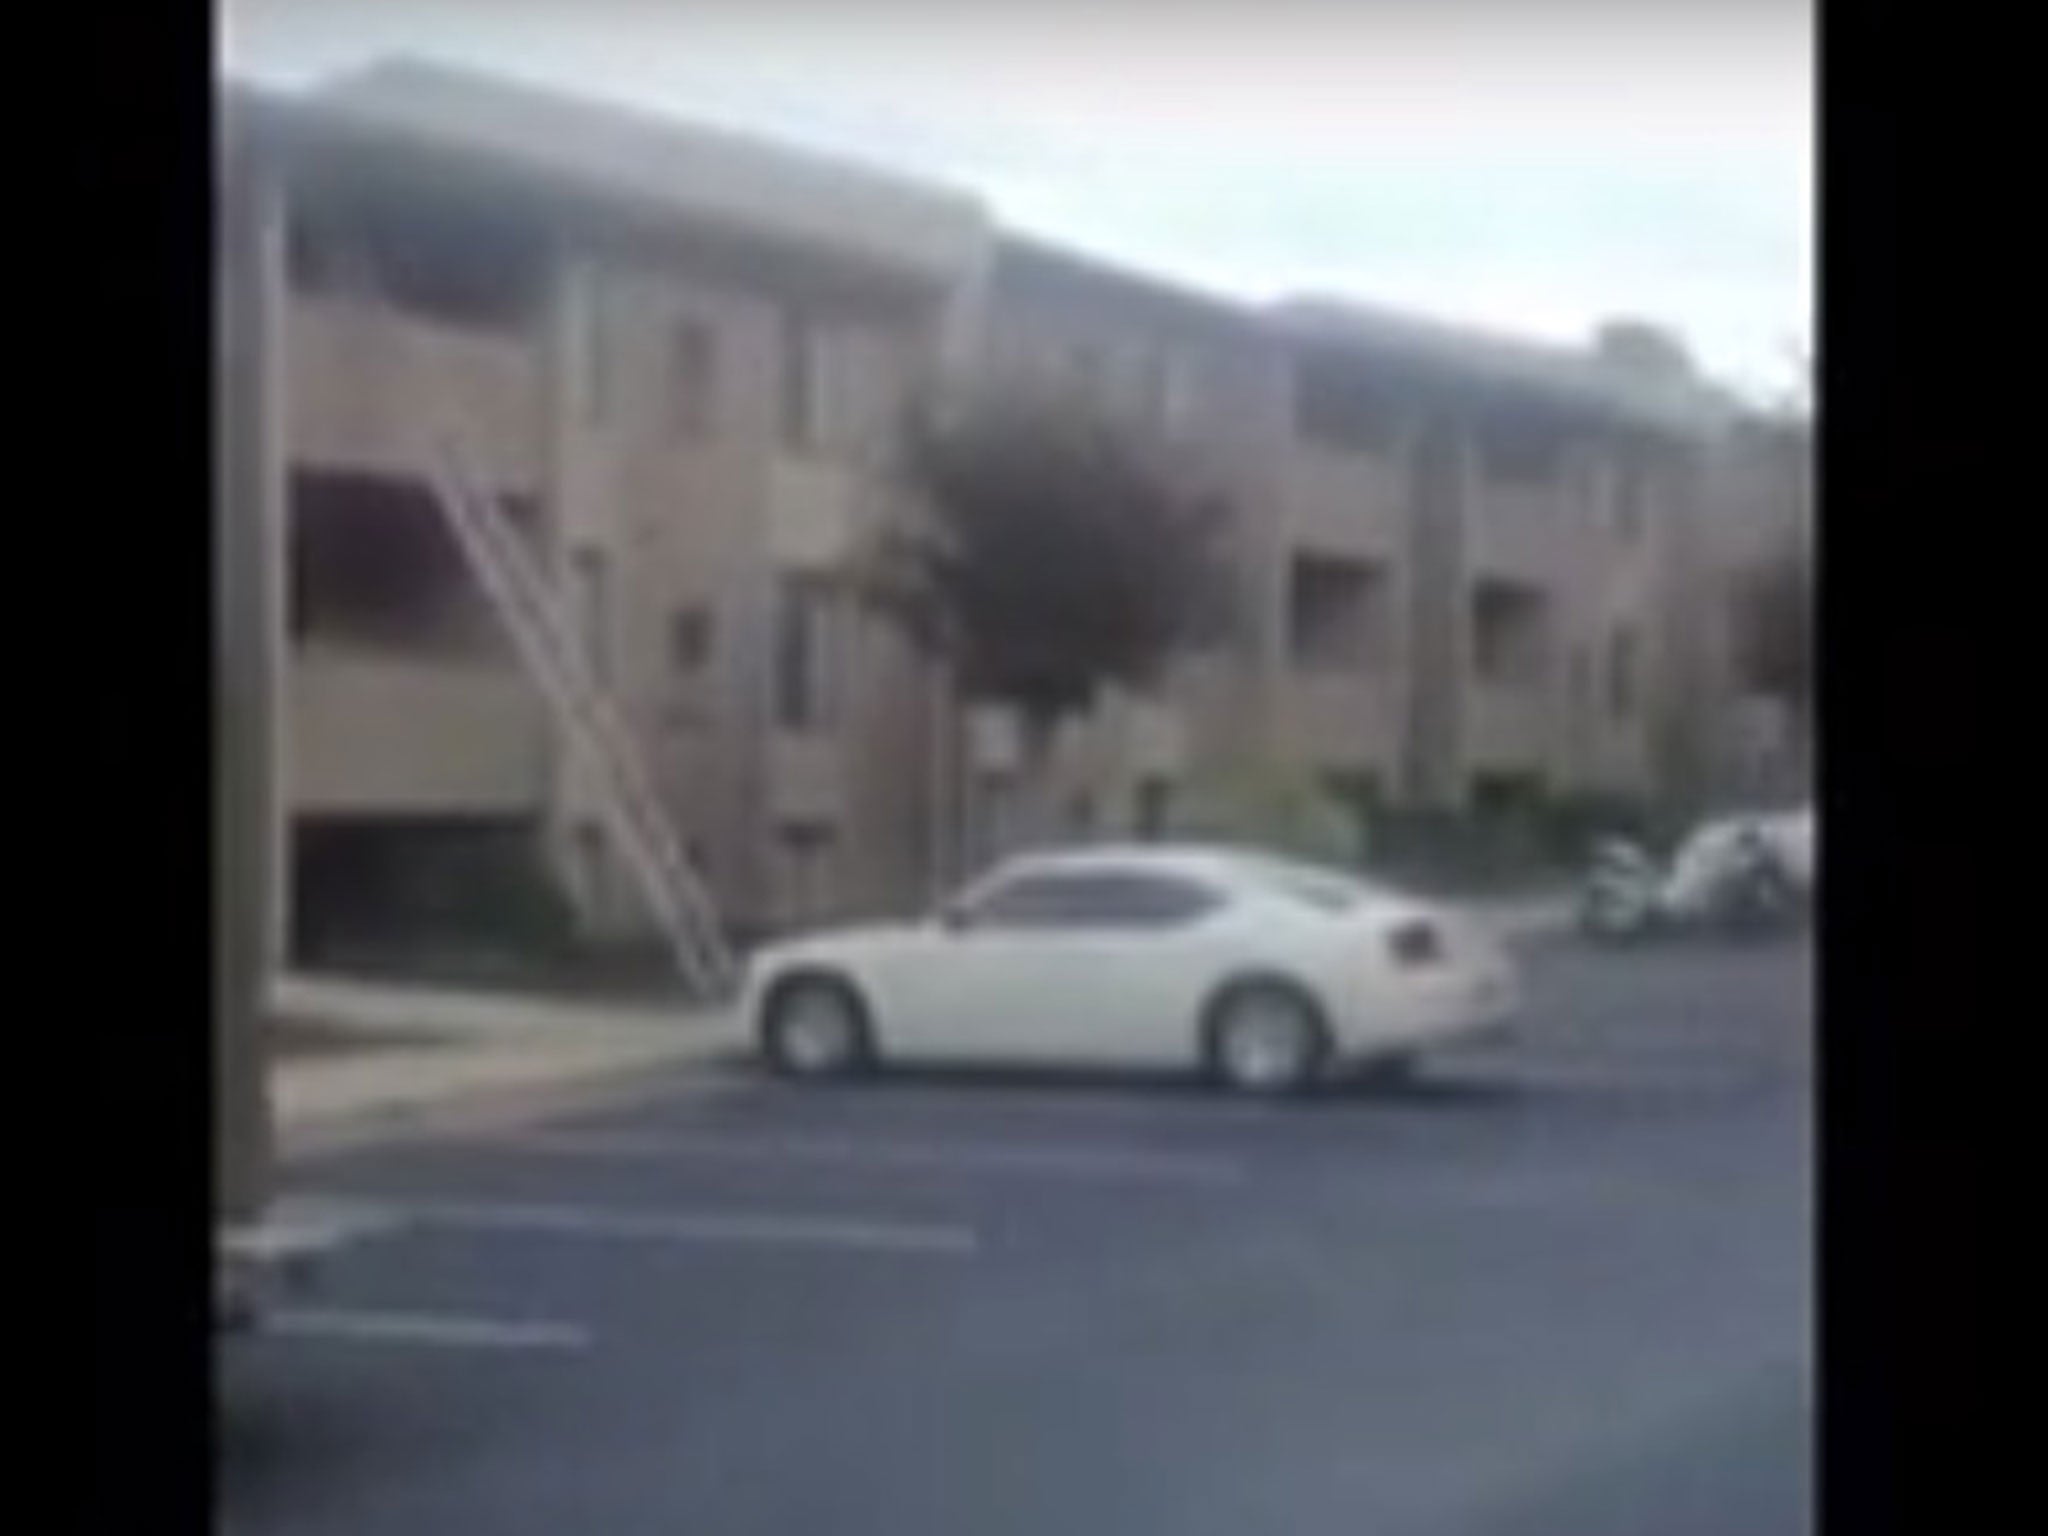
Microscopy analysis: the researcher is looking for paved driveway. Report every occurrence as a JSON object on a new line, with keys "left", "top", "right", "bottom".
{"left": 222, "top": 940, "right": 1812, "bottom": 1536}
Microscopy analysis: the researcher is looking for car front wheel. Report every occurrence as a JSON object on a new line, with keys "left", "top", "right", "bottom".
{"left": 1204, "top": 982, "right": 1330, "bottom": 1096}
{"left": 761, "top": 975, "right": 872, "bottom": 1078}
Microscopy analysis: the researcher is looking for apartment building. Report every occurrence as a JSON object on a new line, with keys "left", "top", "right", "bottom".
{"left": 1267, "top": 303, "right": 1725, "bottom": 824}
{"left": 939, "top": 242, "right": 1737, "bottom": 864}
{"left": 219, "top": 61, "right": 1797, "bottom": 959}
{"left": 223, "top": 63, "right": 988, "bottom": 959}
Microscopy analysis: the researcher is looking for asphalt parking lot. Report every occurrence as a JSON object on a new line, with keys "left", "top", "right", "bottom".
{"left": 220, "top": 938, "right": 1813, "bottom": 1536}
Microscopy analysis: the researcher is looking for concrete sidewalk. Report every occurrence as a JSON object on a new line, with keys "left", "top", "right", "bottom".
{"left": 271, "top": 975, "right": 747, "bottom": 1159}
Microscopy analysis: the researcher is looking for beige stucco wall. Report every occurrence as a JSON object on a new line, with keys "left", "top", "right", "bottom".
{"left": 287, "top": 295, "right": 546, "bottom": 493}
{"left": 289, "top": 648, "right": 548, "bottom": 813}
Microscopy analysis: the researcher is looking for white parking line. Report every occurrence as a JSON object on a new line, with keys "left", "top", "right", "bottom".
{"left": 346, "top": 1195, "right": 981, "bottom": 1256}
{"left": 488, "top": 1128, "right": 1249, "bottom": 1187}
{"left": 266, "top": 1307, "right": 592, "bottom": 1352}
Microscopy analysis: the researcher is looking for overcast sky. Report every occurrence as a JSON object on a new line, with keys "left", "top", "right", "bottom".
{"left": 220, "top": 1, "right": 1812, "bottom": 401}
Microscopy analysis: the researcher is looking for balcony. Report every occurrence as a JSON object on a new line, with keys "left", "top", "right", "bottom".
{"left": 1467, "top": 479, "right": 1573, "bottom": 582}
{"left": 289, "top": 645, "right": 547, "bottom": 814}
{"left": 1282, "top": 444, "right": 1408, "bottom": 559}
{"left": 287, "top": 296, "right": 546, "bottom": 492}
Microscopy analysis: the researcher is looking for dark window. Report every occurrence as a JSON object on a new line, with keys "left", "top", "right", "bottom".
{"left": 779, "top": 311, "right": 822, "bottom": 451}
{"left": 670, "top": 607, "right": 712, "bottom": 671}
{"left": 1479, "top": 416, "right": 1568, "bottom": 485}
{"left": 1607, "top": 626, "right": 1640, "bottom": 718}
{"left": 773, "top": 577, "right": 833, "bottom": 730}
{"left": 287, "top": 187, "right": 548, "bottom": 331}
{"left": 962, "top": 869, "right": 1221, "bottom": 931}
{"left": 1613, "top": 458, "right": 1649, "bottom": 542}
{"left": 669, "top": 319, "right": 718, "bottom": 439}
{"left": 571, "top": 548, "right": 610, "bottom": 684}
{"left": 1470, "top": 580, "right": 1550, "bottom": 688}
{"left": 1134, "top": 777, "right": 1174, "bottom": 840}
{"left": 289, "top": 470, "right": 535, "bottom": 652}
{"left": 1292, "top": 353, "right": 1401, "bottom": 455}
{"left": 1288, "top": 555, "right": 1388, "bottom": 671}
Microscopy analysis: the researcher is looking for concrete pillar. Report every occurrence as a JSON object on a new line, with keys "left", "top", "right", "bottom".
{"left": 215, "top": 129, "right": 286, "bottom": 1221}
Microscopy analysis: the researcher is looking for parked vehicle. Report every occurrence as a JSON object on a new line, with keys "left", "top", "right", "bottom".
{"left": 746, "top": 844, "right": 1521, "bottom": 1095}
{"left": 1577, "top": 809, "right": 1814, "bottom": 944}
{"left": 1579, "top": 836, "right": 1670, "bottom": 941}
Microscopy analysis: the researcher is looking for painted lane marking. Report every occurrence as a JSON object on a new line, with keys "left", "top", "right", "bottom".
{"left": 314, "top": 1194, "right": 981, "bottom": 1256}
{"left": 265, "top": 1307, "right": 592, "bottom": 1352}
{"left": 486, "top": 1128, "right": 1248, "bottom": 1187}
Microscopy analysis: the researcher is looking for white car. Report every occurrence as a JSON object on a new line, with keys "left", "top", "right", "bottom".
{"left": 744, "top": 844, "right": 1521, "bottom": 1095}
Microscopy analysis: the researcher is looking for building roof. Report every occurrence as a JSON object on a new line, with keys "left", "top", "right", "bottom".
{"left": 223, "top": 59, "right": 1766, "bottom": 428}
{"left": 1270, "top": 295, "right": 1739, "bottom": 438}
{"left": 990, "top": 233, "right": 1262, "bottom": 337}
{"left": 226, "top": 58, "right": 991, "bottom": 291}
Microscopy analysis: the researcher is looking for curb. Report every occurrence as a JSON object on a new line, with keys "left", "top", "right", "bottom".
{"left": 278, "top": 1046, "right": 752, "bottom": 1162}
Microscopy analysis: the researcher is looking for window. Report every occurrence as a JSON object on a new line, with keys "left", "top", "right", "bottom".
{"left": 960, "top": 869, "right": 1222, "bottom": 931}
{"left": 1478, "top": 414, "right": 1569, "bottom": 485}
{"left": 288, "top": 189, "right": 548, "bottom": 330}
{"left": 1606, "top": 626, "right": 1640, "bottom": 718}
{"left": 668, "top": 318, "right": 718, "bottom": 439}
{"left": 669, "top": 606, "right": 712, "bottom": 671}
{"left": 1293, "top": 353, "right": 1400, "bottom": 455}
{"left": 571, "top": 548, "right": 611, "bottom": 683}
{"left": 289, "top": 471, "right": 533, "bottom": 652}
{"left": 1612, "top": 458, "right": 1649, "bottom": 543}
{"left": 779, "top": 310, "right": 823, "bottom": 452}
{"left": 773, "top": 577, "right": 835, "bottom": 730}
{"left": 1066, "top": 342, "right": 1108, "bottom": 400}
{"left": 1134, "top": 776, "right": 1175, "bottom": 840}
{"left": 1288, "top": 556, "right": 1389, "bottom": 671}
{"left": 1471, "top": 580, "right": 1550, "bottom": 688}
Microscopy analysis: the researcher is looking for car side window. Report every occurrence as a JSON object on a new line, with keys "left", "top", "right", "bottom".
{"left": 962, "top": 870, "right": 1222, "bottom": 932}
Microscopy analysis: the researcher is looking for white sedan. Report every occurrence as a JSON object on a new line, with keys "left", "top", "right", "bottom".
{"left": 744, "top": 845, "right": 1522, "bottom": 1095}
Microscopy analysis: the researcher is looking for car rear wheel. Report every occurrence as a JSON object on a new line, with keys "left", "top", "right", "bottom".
{"left": 1204, "top": 982, "right": 1330, "bottom": 1096}
{"left": 761, "top": 975, "right": 872, "bottom": 1078}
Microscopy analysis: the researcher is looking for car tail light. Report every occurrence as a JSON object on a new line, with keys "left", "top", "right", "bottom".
{"left": 1387, "top": 918, "right": 1446, "bottom": 968}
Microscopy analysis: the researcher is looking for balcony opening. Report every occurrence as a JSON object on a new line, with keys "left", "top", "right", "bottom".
{"left": 1470, "top": 578, "right": 1551, "bottom": 688}
{"left": 1476, "top": 403, "right": 1571, "bottom": 488}
{"left": 290, "top": 814, "right": 571, "bottom": 977}
{"left": 773, "top": 574, "right": 841, "bottom": 732}
{"left": 1292, "top": 349, "right": 1402, "bottom": 456}
{"left": 1606, "top": 624, "right": 1641, "bottom": 719}
{"left": 288, "top": 178, "right": 550, "bottom": 333}
{"left": 1133, "top": 775, "right": 1175, "bottom": 840}
{"left": 290, "top": 469, "right": 539, "bottom": 656}
{"left": 1287, "top": 555, "right": 1390, "bottom": 672}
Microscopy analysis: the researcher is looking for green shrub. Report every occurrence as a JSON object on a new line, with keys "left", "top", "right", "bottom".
{"left": 1176, "top": 769, "right": 1364, "bottom": 867}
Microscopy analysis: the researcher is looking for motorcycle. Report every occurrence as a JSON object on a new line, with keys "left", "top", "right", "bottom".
{"left": 1578, "top": 821, "right": 1806, "bottom": 945}
{"left": 1577, "top": 836, "right": 1669, "bottom": 941}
